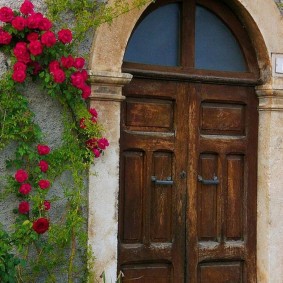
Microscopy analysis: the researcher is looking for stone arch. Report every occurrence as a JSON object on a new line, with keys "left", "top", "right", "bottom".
{"left": 88, "top": 1, "right": 283, "bottom": 282}
{"left": 89, "top": 0, "right": 283, "bottom": 85}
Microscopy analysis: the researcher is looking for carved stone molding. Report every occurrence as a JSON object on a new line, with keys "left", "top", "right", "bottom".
{"left": 88, "top": 70, "right": 132, "bottom": 102}
{"left": 256, "top": 86, "right": 283, "bottom": 111}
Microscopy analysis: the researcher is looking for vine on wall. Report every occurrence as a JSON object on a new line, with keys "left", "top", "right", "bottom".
{"left": 0, "top": 1, "right": 108, "bottom": 282}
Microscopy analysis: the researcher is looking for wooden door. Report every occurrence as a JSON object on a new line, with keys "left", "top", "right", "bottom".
{"left": 118, "top": 78, "right": 258, "bottom": 283}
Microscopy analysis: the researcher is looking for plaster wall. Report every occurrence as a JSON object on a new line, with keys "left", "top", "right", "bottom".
{"left": 88, "top": 0, "right": 283, "bottom": 282}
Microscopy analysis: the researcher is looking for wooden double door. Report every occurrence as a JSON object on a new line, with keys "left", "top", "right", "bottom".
{"left": 118, "top": 77, "right": 258, "bottom": 282}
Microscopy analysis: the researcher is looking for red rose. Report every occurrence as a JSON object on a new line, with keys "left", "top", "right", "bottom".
{"left": 38, "top": 179, "right": 50, "bottom": 190}
{"left": 29, "top": 40, "right": 43, "bottom": 56}
{"left": 71, "top": 71, "right": 86, "bottom": 89}
{"left": 27, "top": 12, "right": 43, "bottom": 29}
{"left": 20, "top": 0, "right": 34, "bottom": 15}
{"left": 41, "top": 31, "right": 56, "bottom": 47}
{"left": 0, "top": 29, "right": 12, "bottom": 45}
{"left": 37, "top": 144, "right": 50, "bottom": 155}
{"left": 58, "top": 29, "right": 72, "bottom": 44}
{"left": 89, "top": 108, "right": 98, "bottom": 118}
{"left": 92, "top": 148, "right": 101, "bottom": 158}
{"left": 27, "top": 32, "right": 39, "bottom": 42}
{"left": 43, "top": 200, "right": 51, "bottom": 210}
{"left": 73, "top": 58, "right": 85, "bottom": 69}
{"left": 18, "top": 201, "right": 30, "bottom": 214}
{"left": 81, "top": 69, "right": 88, "bottom": 80}
{"left": 13, "top": 42, "right": 30, "bottom": 64}
{"left": 81, "top": 84, "right": 91, "bottom": 99}
{"left": 12, "top": 16, "right": 26, "bottom": 31}
{"left": 79, "top": 118, "right": 86, "bottom": 129}
{"left": 39, "top": 17, "right": 52, "bottom": 31}
{"left": 15, "top": 169, "right": 28, "bottom": 183}
{"left": 12, "top": 69, "right": 27, "bottom": 83}
{"left": 30, "top": 61, "right": 42, "bottom": 75}
{"left": 19, "top": 183, "right": 31, "bottom": 195}
{"left": 48, "top": 60, "right": 60, "bottom": 72}
{"left": 39, "top": 160, "right": 49, "bottom": 172}
{"left": 61, "top": 55, "right": 74, "bottom": 69}
{"left": 0, "top": 7, "right": 14, "bottom": 23}
{"left": 86, "top": 138, "right": 97, "bottom": 149}
{"left": 97, "top": 138, "right": 109, "bottom": 150}
{"left": 13, "top": 62, "right": 27, "bottom": 71}
{"left": 51, "top": 69, "right": 66, "bottom": 83}
{"left": 32, "top": 218, "right": 49, "bottom": 234}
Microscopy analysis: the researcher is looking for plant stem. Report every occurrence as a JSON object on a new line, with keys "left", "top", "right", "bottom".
{"left": 68, "top": 226, "right": 76, "bottom": 283}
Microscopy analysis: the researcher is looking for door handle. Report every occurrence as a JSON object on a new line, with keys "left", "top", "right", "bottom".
{"left": 198, "top": 175, "right": 219, "bottom": 185}
{"left": 151, "top": 176, "right": 173, "bottom": 186}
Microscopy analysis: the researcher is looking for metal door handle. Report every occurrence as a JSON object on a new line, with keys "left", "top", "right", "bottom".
{"left": 151, "top": 176, "right": 173, "bottom": 186}
{"left": 198, "top": 175, "right": 219, "bottom": 185}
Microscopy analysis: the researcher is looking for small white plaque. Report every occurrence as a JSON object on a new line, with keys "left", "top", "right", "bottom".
{"left": 275, "top": 57, "right": 283, "bottom": 74}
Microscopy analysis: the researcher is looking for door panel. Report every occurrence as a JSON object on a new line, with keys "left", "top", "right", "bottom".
{"left": 119, "top": 79, "right": 187, "bottom": 282}
{"left": 119, "top": 79, "right": 257, "bottom": 282}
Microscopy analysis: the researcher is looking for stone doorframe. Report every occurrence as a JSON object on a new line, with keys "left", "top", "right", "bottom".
{"left": 87, "top": 0, "right": 283, "bottom": 282}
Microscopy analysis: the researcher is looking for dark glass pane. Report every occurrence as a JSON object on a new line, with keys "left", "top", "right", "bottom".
{"left": 195, "top": 6, "right": 247, "bottom": 72}
{"left": 124, "top": 3, "right": 180, "bottom": 66}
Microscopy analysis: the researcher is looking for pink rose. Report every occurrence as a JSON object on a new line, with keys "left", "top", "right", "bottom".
{"left": 39, "top": 17, "right": 52, "bottom": 31}
{"left": 19, "top": 183, "right": 31, "bottom": 195}
{"left": 15, "top": 169, "right": 29, "bottom": 183}
{"left": 27, "top": 12, "right": 43, "bottom": 29}
{"left": 41, "top": 31, "right": 56, "bottom": 47}
{"left": 51, "top": 68, "right": 66, "bottom": 83}
{"left": 29, "top": 40, "right": 43, "bottom": 56}
{"left": 38, "top": 179, "right": 50, "bottom": 190}
{"left": 13, "top": 62, "right": 27, "bottom": 71}
{"left": 20, "top": 0, "right": 34, "bottom": 15}
{"left": 81, "top": 84, "right": 91, "bottom": 99}
{"left": 12, "top": 16, "right": 26, "bottom": 31}
{"left": 71, "top": 71, "right": 86, "bottom": 89}
{"left": 43, "top": 200, "right": 51, "bottom": 210}
{"left": 73, "top": 58, "right": 85, "bottom": 69}
{"left": 39, "top": 160, "right": 49, "bottom": 172}
{"left": 61, "top": 55, "right": 74, "bottom": 69}
{"left": 12, "top": 69, "right": 27, "bottom": 83}
{"left": 33, "top": 218, "right": 49, "bottom": 234}
{"left": 58, "top": 29, "right": 72, "bottom": 44}
{"left": 27, "top": 32, "right": 39, "bottom": 42}
{"left": 37, "top": 144, "right": 50, "bottom": 155}
{"left": 0, "top": 7, "right": 14, "bottom": 23}
{"left": 0, "top": 29, "right": 12, "bottom": 45}
{"left": 19, "top": 201, "right": 30, "bottom": 214}
{"left": 97, "top": 138, "right": 109, "bottom": 150}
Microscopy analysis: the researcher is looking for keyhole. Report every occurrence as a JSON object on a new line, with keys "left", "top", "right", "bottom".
{"left": 180, "top": 171, "right": 186, "bottom": 179}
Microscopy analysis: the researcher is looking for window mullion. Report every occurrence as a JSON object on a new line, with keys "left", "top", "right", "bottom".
{"left": 181, "top": 0, "right": 196, "bottom": 68}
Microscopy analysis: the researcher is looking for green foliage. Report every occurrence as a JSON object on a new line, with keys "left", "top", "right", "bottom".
{"left": 0, "top": 227, "right": 23, "bottom": 283}
{"left": 45, "top": 0, "right": 154, "bottom": 44}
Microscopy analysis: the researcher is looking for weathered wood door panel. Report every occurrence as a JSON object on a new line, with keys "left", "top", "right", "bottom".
{"left": 118, "top": 79, "right": 258, "bottom": 282}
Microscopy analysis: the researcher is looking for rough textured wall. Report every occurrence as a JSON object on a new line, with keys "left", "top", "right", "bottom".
{"left": 0, "top": 1, "right": 90, "bottom": 281}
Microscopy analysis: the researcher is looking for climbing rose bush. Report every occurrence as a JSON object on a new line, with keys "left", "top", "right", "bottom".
{"left": 0, "top": 1, "right": 111, "bottom": 281}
